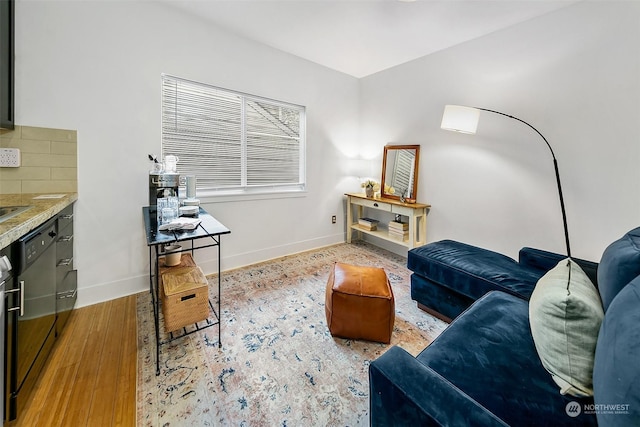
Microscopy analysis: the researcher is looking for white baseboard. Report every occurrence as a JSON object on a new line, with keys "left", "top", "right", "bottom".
{"left": 76, "top": 273, "right": 148, "bottom": 308}
{"left": 197, "top": 232, "right": 345, "bottom": 276}
{"left": 76, "top": 232, "right": 346, "bottom": 307}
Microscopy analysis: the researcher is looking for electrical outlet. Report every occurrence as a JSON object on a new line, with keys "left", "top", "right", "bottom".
{"left": 331, "top": 215, "right": 337, "bottom": 224}
{"left": 0, "top": 148, "right": 20, "bottom": 167}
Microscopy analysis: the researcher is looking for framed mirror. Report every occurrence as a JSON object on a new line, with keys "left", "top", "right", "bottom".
{"left": 381, "top": 144, "right": 420, "bottom": 201}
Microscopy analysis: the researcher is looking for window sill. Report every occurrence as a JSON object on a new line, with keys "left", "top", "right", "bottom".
{"left": 193, "top": 189, "right": 307, "bottom": 204}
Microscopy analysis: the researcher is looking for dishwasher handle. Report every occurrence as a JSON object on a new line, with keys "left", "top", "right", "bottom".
{"left": 6, "top": 280, "right": 24, "bottom": 317}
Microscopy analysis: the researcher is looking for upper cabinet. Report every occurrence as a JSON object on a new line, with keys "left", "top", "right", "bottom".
{"left": 0, "top": 0, "right": 15, "bottom": 130}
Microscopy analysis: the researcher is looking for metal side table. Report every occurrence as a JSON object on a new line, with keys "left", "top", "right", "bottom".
{"left": 142, "top": 206, "right": 230, "bottom": 375}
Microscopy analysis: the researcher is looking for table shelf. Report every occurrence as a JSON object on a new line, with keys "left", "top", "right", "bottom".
{"left": 158, "top": 299, "right": 220, "bottom": 346}
{"left": 349, "top": 223, "right": 410, "bottom": 245}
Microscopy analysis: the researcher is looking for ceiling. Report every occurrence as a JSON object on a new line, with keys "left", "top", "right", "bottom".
{"left": 165, "top": 0, "right": 579, "bottom": 78}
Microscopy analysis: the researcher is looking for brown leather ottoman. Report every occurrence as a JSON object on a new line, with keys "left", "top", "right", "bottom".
{"left": 325, "top": 262, "right": 395, "bottom": 344}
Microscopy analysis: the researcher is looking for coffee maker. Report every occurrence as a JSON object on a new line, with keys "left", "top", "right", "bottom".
{"left": 149, "top": 172, "right": 180, "bottom": 207}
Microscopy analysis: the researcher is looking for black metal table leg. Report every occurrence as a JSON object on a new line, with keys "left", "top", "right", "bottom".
{"left": 218, "top": 240, "right": 222, "bottom": 348}
{"left": 153, "top": 245, "right": 161, "bottom": 376}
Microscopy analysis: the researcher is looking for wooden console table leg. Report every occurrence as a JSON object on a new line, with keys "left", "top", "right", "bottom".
{"left": 356, "top": 205, "right": 363, "bottom": 241}
{"left": 346, "top": 196, "right": 352, "bottom": 243}
{"left": 408, "top": 216, "right": 414, "bottom": 249}
{"left": 418, "top": 211, "right": 427, "bottom": 246}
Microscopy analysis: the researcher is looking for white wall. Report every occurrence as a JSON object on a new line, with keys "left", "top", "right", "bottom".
{"left": 359, "top": 1, "right": 640, "bottom": 262}
{"left": 16, "top": 1, "right": 360, "bottom": 306}
{"left": 15, "top": 1, "right": 640, "bottom": 306}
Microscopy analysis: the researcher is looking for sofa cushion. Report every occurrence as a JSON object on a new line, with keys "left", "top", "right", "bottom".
{"left": 597, "top": 226, "right": 640, "bottom": 311}
{"left": 408, "top": 240, "right": 543, "bottom": 301}
{"left": 529, "top": 259, "right": 604, "bottom": 397}
{"left": 593, "top": 275, "right": 640, "bottom": 426}
{"left": 416, "top": 291, "right": 596, "bottom": 426}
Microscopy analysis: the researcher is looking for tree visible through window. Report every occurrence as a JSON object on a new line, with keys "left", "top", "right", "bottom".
{"left": 161, "top": 74, "right": 306, "bottom": 195}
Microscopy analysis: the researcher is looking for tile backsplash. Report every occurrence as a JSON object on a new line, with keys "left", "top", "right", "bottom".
{"left": 0, "top": 125, "right": 78, "bottom": 194}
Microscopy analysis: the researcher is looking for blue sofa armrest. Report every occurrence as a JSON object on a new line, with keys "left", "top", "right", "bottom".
{"left": 519, "top": 247, "right": 599, "bottom": 286}
{"left": 369, "top": 346, "right": 508, "bottom": 427}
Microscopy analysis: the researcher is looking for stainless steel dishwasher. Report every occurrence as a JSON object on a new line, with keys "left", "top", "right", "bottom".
{"left": 6, "top": 217, "right": 57, "bottom": 421}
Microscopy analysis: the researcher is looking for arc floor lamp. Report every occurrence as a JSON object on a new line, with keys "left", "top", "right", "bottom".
{"left": 440, "top": 105, "right": 571, "bottom": 258}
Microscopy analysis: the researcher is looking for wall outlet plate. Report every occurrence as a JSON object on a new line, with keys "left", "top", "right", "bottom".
{"left": 0, "top": 148, "right": 20, "bottom": 167}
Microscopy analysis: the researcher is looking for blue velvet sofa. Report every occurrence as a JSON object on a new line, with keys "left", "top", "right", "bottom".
{"left": 407, "top": 240, "right": 598, "bottom": 321}
{"left": 369, "top": 228, "right": 640, "bottom": 426}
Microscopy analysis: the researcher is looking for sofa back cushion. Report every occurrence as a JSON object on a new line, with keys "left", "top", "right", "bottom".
{"left": 593, "top": 275, "right": 640, "bottom": 425}
{"left": 519, "top": 247, "right": 599, "bottom": 286}
{"left": 407, "top": 240, "right": 543, "bottom": 301}
{"left": 597, "top": 227, "right": 640, "bottom": 311}
{"left": 529, "top": 259, "right": 604, "bottom": 397}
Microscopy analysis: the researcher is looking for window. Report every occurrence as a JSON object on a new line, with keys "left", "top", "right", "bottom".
{"left": 161, "top": 74, "right": 306, "bottom": 196}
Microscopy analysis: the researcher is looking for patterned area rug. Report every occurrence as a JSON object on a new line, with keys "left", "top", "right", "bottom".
{"left": 137, "top": 242, "right": 447, "bottom": 426}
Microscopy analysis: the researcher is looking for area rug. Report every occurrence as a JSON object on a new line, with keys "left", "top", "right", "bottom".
{"left": 137, "top": 242, "right": 447, "bottom": 426}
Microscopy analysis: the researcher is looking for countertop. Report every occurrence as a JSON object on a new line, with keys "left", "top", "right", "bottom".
{"left": 0, "top": 193, "right": 78, "bottom": 250}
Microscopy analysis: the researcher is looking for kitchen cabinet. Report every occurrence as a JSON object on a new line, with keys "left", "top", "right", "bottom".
{"left": 55, "top": 203, "right": 76, "bottom": 335}
{"left": 3, "top": 200, "right": 77, "bottom": 423}
{"left": 0, "top": 0, "right": 14, "bottom": 130}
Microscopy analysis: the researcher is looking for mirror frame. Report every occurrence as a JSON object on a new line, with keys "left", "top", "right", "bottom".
{"left": 380, "top": 144, "right": 420, "bottom": 201}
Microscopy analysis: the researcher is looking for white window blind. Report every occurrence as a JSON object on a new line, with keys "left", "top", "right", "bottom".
{"left": 161, "top": 74, "right": 306, "bottom": 194}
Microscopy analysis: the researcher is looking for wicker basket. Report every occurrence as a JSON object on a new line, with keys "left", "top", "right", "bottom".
{"left": 161, "top": 265, "right": 209, "bottom": 333}
{"left": 159, "top": 253, "right": 197, "bottom": 300}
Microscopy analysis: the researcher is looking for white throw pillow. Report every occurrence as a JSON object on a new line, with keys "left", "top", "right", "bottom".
{"left": 529, "top": 258, "right": 604, "bottom": 397}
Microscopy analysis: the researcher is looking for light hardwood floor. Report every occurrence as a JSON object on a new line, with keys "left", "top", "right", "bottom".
{"left": 9, "top": 295, "right": 138, "bottom": 427}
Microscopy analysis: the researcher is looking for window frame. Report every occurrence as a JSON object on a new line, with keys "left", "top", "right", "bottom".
{"left": 161, "top": 74, "right": 307, "bottom": 199}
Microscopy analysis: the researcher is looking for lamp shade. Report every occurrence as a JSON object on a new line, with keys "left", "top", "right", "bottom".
{"left": 441, "top": 105, "right": 480, "bottom": 134}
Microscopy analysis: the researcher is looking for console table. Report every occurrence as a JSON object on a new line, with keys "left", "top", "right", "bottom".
{"left": 345, "top": 193, "right": 430, "bottom": 249}
{"left": 142, "top": 206, "right": 230, "bottom": 375}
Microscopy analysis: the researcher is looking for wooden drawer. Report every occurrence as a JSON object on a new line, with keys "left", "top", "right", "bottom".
{"left": 56, "top": 269, "right": 77, "bottom": 334}
{"left": 58, "top": 221, "right": 73, "bottom": 239}
{"left": 392, "top": 204, "right": 416, "bottom": 216}
{"left": 57, "top": 233, "right": 73, "bottom": 263}
{"left": 57, "top": 204, "right": 74, "bottom": 231}
{"left": 351, "top": 197, "right": 392, "bottom": 212}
